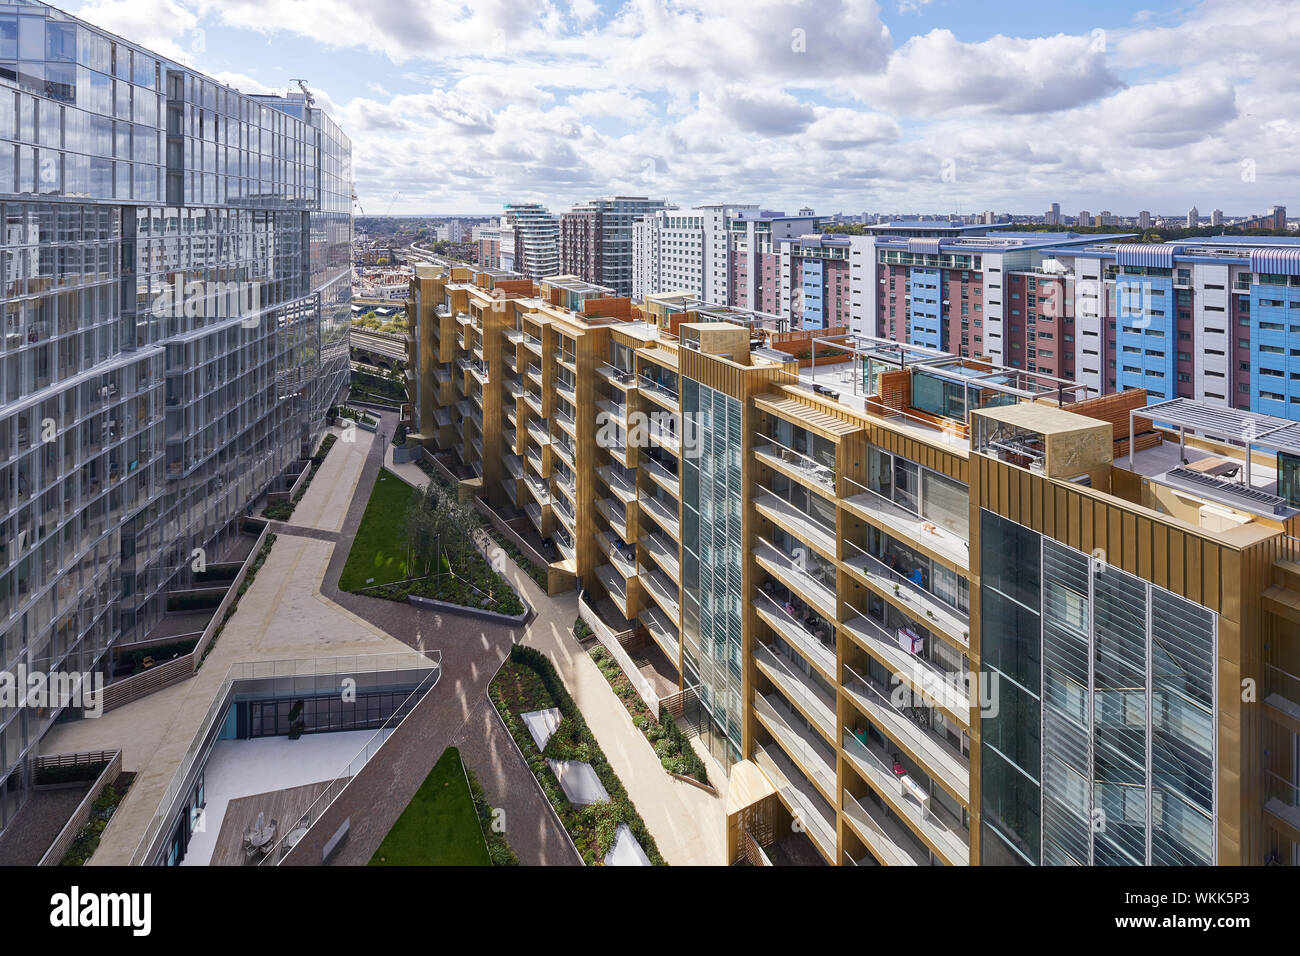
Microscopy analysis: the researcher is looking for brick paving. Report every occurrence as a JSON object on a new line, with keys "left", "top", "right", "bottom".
{"left": 266, "top": 522, "right": 341, "bottom": 543}
{"left": 278, "top": 409, "right": 578, "bottom": 866}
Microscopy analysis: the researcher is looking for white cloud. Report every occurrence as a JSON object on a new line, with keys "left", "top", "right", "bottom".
{"left": 65, "top": 0, "right": 1300, "bottom": 213}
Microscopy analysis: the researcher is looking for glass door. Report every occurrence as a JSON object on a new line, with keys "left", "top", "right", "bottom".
{"left": 1278, "top": 451, "right": 1300, "bottom": 508}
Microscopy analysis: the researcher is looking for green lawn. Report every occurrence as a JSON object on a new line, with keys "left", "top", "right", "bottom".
{"left": 368, "top": 747, "right": 490, "bottom": 866}
{"left": 338, "top": 469, "right": 416, "bottom": 591}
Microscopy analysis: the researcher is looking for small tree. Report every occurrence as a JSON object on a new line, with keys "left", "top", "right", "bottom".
{"left": 405, "top": 481, "right": 441, "bottom": 578}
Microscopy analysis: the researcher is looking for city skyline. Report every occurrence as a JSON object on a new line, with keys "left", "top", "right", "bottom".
{"left": 63, "top": 0, "right": 1300, "bottom": 216}
{"left": 2, "top": 0, "right": 1298, "bottom": 898}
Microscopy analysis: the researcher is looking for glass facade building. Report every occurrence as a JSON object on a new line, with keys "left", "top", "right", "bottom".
{"left": 980, "top": 510, "right": 1217, "bottom": 866}
{"left": 0, "top": 1, "right": 351, "bottom": 832}
{"left": 682, "top": 377, "right": 744, "bottom": 766}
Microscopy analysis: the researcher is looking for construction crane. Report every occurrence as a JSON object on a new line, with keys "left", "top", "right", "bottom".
{"left": 289, "top": 78, "right": 315, "bottom": 107}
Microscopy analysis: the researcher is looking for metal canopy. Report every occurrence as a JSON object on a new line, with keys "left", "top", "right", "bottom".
{"left": 1139, "top": 398, "right": 1300, "bottom": 456}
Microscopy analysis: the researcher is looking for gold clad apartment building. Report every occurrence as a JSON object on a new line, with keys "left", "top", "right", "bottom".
{"left": 407, "top": 263, "right": 1300, "bottom": 867}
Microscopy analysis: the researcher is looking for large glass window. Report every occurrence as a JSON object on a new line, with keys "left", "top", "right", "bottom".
{"left": 922, "top": 469, "right": 968, "bottom": 539}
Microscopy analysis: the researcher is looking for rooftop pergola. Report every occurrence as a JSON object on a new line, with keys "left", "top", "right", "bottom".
{"left": 1132, "top": 397, "right": 1300, "bottom": 488}
{"left": 784, "top": 330, "right": 1089, "bottom": 408}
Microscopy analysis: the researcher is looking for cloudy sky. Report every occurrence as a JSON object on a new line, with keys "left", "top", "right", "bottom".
{"left": 67, "top": 0, "right": 1300, "bottom": 218}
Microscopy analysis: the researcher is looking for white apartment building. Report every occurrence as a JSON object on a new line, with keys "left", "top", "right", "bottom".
{"left": 503, "top": 203, "right": 558, "bottom": 280}
{"left": 632, "top": 203, "right": 757, "bottom": 300}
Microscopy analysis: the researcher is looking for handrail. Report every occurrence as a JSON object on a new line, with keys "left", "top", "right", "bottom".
{"left": 841, "top": 536, "right": 970, "bottom": 627}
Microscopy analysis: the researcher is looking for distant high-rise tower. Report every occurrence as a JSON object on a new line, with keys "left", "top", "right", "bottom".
{"left": 1138, "top": 210, "right": 1152, "bottom": 228}
{"left": 503, "top": 203, "right": 560, "bottom": 280}
{"left": 1187, "top": 206, "right": 1200, "bottom": 228}
{"left": 1212, "top": 209, "right": 1224, "bottom": 226}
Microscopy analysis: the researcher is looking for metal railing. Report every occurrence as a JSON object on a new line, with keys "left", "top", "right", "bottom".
{"left": 754, "top": 535, "right": 836, "bottom": 617}
{"left": 754, "top": 641, "right": 836, "bottom": 738}
{"left": 753, "top": 586, "right": 836, "bottom": 675}
{"left": 753, "top": 430, "right": 836, "bottom": 493}
{"left": 842, "top": 536, "right": 969, "bottom": 632}
{"left": 842, "top": 659, "right": 967, "bottom": 786}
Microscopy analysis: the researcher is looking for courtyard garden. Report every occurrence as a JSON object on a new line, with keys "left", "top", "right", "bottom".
{"left": 339, "top": 469, "right": 524, "bottom": 616}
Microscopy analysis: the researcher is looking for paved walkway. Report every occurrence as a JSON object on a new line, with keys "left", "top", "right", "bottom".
{"left": 292, "top": 425, "right": 373, "bottom": 533}
{"left": 278, "top": 410, "right": 576, "bottom": 866}
{"left": 381, "top": 433, "right": 729, "bottom": 866}
{"left": 44, "top": 528, "right": 413, "bottom": 865}
{"left": 49, "top": 410, "right": 725, "bottom": 867}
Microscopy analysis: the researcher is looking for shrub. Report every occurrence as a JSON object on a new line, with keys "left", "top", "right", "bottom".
{"left": 584, "top": 644, "right": 708, "bottom": 786}
{"left": 491, "top": 646, "right": 666, "bottom": 865}
{"left": 464, "top": 765, "right": 519, "bottom": 866}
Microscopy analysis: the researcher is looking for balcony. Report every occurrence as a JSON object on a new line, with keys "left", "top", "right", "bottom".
{"left": 842, "top": 788, "right": 930, "bottom": 866}
{"left": 554, "top": 348, "right": 577, "bottom": 371}
{"left": 523, "top": 333, "right": 543, "bottom": 354}
{"left": 753, "top": 692, "right": 837, "bottom": 805}
{"left": 638, "top": 373, "right": 679, "bottom": 411}
{"left": 525, "top": 502, "right": 546, "bottom": 534}
{"left": 838, "top": 611, "right": 970, "bottom": 724}
{"left": 597, "top": 531, "right": 637, "bottom": 580}
{"left": 638, "top": 492, "right": 680, "bottom": 539}
{"left": 524, "top": 474, "right": 551, "bottom": 506}
{"left": 753, "top": 585, "right": 835, "bottom": 682}
{"left": 599, "top": 363, "right": 638, "bottom": 390}
{"left": 525, "top": 419, "right": 551, "bottom": 446}
{"left": 525, "top": 364, "right": 543, "bottom": 386}
{"left": 842, "top": 542, "right": 969, "bottom": 648}
{"left": 555, "top": 409, "right": 578, "bottom": 439}
{"left": 754, "top": 642, "right": 836, "bottom": 743}
{"left": 754, "top": 536, "right": 836, "bottom": 621}
{"left": 555, "top": 533, "right": 577, "bottom": 562}
{"left": 639, "top": 566, "right": 680, "bottom": 619}
{"left": 523, "top": 390, "right": 544, "bottom": 417}
{"left": 841, "top": 478, "right": 969, "bottom": 572}
{"left": 595, "top": 563, "right": 630, "bottom": 617}
{"left": 842, "top": 660, "right": 969, "bottom": 804}
{"left": 753, "top": 741, "right": 837, "bottom": 864}
{"left": 503, "top": 454, "right": 523, "bottom": 480}
{"left": 555, "top": 377, "right": 577, "bottom": 403}
{"left": 597, "top": 497, "right": 630, "bottom": 537}
{"left": 641, "top": 455, "right": 679, "bottom": 495}
{"left": 842, "top": 731, "right": 969, "bottom": 865}
{"left": 525, "top": 445, "right": 547, "bottom": 478}
{"left": 596, "top": 398, "right": 628, "bottom": 424}
{"left": 597, "top": 465, "right": 637, "bottom": 504}
{"left": 552, "top": 437, "right": 577, "bottom": 468}
{"left": 553, "top": 497, "right": 576, "bottom": 532}
{"left": 639, "top": 531, "right": 680, "bottom": 581}
{"left": 753, "top": 433, "right": 836, "bottom": 498}
{"left": 646, "top": 421, "right": 681, "bottom": 456}
{"left": 505, "top": 328, "right": 525, "bottom": 344}
{"left": 639, "top": 605, "right": 680, "bottom": 662}
{"left": 753, "top": 488, "right": 837, "bottom": 560}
